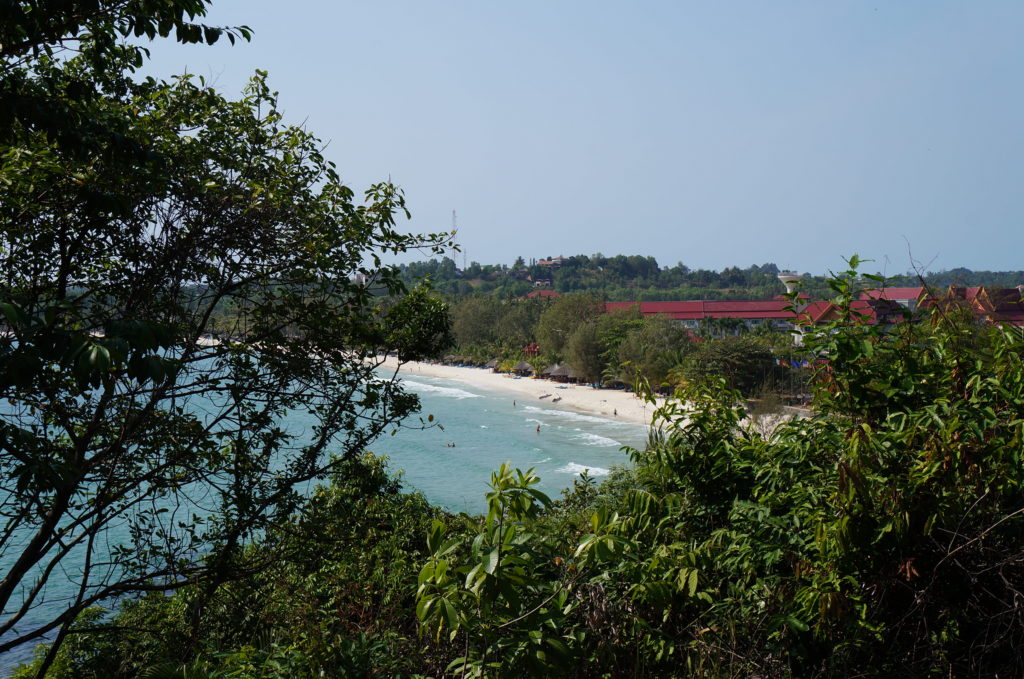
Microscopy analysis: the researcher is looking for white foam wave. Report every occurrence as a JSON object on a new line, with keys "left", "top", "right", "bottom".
{"left": 555, "top": 462, "right": 610, "bottom": 477}
{"left": 402, "top": 380, "right": 480, "bottom": 400}
{"left": 479, "top": 425, "right": 488, "bottom": 428}
{"left": 533, "top": 457, "right": 552, "bottom": 464}
{"left": 524, "top": 405, "right": 616, "bottom": 425}
{"left": 571, "top": 432, "right": 621, "bottom": 447}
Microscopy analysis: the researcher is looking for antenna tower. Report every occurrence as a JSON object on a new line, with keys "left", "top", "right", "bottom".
{"left": 451, "top": 210, "right": 458, "bottom": 264}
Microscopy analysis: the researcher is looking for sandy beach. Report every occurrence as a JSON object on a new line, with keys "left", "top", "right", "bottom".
{"left": 378, "top": 356, "right": 660, "bottom": 426}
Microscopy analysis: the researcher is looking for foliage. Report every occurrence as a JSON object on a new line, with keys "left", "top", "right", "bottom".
{"left": 0, "top": 0, "right": 252, "bottom": 153}
{"left": 416, "top": 463, "right": 580, "bottom": 677}
{"left": 612, "top": 314, "right": 694, "bottom": 389}
{"left": 679, "top": 334, "right": 782, "bottom": 397}
{"left": 14, "top": 454, "right": 451, "bottom": 678}
{"left": 37, "top": 259, "right": 1024, "bottom": 677}
{"left": 403, "top": 252, "right": 1024, "bottom": 303}
{"left": 0, "top": 4, "right": 453, "bottom": 667}
{"left": 450, "top": 296, "right": 546, "bottom": 359}
{"left": 535, "top": 294, "right": 605, "bottom": 359}
{"left": 417, "top": 259, "right": 1024, "bottom": 677}
{"left": 564, "top": 321, "right": 603, "bottom": 383}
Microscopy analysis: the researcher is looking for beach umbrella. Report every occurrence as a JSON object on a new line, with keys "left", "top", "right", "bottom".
{"left": 484, "top": 358, "right": 498, "bottom": 369}
{"left": 541, "top": 363, "right": 559, "bottom": 376}
{"left": 548, "top": 364, "right": 571, "bottom": 377}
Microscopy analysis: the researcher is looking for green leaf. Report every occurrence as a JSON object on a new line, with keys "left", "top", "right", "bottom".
{"left": 483, "top": 546, "right": 500, "bottom": 574}
{"left": 442, "top": 598, "right": 460, "bottom": 632}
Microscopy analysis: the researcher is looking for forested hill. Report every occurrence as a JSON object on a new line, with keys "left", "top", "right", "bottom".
{"left": 399, "top": 255, "right": 1024, "bottom": 300}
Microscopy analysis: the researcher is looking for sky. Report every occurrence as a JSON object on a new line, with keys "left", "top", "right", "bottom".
{"left": 143, "top": 1, "right": 1024, "bottom": 275}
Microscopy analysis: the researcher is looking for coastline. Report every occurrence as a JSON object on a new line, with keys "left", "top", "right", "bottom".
{"left": 378, "top": 356, "right": 660, "bottom": 427}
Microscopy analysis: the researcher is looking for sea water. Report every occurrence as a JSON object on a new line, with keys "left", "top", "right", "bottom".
{"left": 369, "top": 372, "right": 649, "bottom": 514}
{"left": 0, "top": 371, "right": 647, "bottom": 670}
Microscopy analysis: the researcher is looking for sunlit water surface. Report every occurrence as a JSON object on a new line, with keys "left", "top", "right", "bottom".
{"left": 0, "top": 371, "right": 647, "bottom": 671}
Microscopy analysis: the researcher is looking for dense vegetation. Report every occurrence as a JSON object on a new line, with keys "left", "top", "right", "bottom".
{"left": 17, "top": 264, "right": 1024, "bottom": 678}
{"left": 400, "top": 255, "right": 1024, "bottom": 302}
{"left": 448, "top": 292, "right": 807, "bottom": 400}
{"left": 5, "top": 2, "right": 1023, "bottom": 677}
{"left": 1, "top": 0, "right": 451, "bottom": 672}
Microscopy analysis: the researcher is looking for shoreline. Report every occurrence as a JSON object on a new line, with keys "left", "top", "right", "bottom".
{"left": 378, "top": 357, "right": 660, "bottom": 427}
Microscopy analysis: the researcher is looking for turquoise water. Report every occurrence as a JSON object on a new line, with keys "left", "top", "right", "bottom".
{"left": 370, "top": 372, "right": 648, "bottom": 513}
{"left": 0, "top": 371, "right": 646, "bottom": 671}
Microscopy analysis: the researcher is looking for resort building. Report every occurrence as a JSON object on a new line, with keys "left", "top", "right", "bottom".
{"left": 605, "top": 285, "right": 1024, "bottom": 331}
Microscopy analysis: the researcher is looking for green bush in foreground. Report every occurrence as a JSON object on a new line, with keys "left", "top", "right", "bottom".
{"left": 419, "top": 264, "right": 1024, "bottom": 677}
{"left": 23, "top": 264, "right": 1024, "bottom": 678}
{"left": 15, "top": 454, "right": 451, "bottom": 678}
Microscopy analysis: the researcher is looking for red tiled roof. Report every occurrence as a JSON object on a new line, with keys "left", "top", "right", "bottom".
{"left": 604, "top": 286, "right": 1024, "bottom": 327}
{"left": 798, "top": 301, "right": 834, "bottom": 324}
{"left": 605, "top": 300, "right": 795, "bottom": 321}
{"left": 702, "top": 301, "right": 793, "bottom": 319}
{"left": 859, "top": 287, "right": 927, "bottom": 302}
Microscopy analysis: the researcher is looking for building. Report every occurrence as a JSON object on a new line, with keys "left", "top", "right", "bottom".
{"left": 536, "top": 256, "right": 568, "bottom": 268}
{"left": 605, "top": 284, "right": 1024, "bottom": 333}
{"left": 604, "top": 299, "right": 798, "bottom": 331}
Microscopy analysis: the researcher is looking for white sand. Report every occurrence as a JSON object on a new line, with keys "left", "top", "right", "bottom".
{"left": 378, "top": 356, "right": 660, "bottom": 426}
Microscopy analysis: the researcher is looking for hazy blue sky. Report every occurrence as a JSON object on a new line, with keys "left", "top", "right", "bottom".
{"left": 144, "top": 1, "right": 1023, "bottom": 275}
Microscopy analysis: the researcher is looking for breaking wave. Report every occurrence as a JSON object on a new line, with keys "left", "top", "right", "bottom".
{"left": 402, "top": 380, "right": 481, "bottom": 400}
{"left": 571, "top": 432, "right": 621, "bottom": 447}
{"left": 555, "top": 462, "right": 610, "bottom": 477}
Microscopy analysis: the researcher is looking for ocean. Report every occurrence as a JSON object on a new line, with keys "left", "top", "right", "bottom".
{"left": 369, "top": 373, "right": 649, "bottom": 513}
{"left": 0, "top": 371, "right": 647, "bottom": 670}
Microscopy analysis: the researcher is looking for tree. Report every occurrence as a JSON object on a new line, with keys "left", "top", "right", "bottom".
{"left": 451, "top": 297, "right": 499, "bottom": 348}
{"left": 494, "top": 299, "right": 544, "bottom": 350}
{"left": 534, "top": 294, "right": 604, "bottom": 359}
{"left": 418, "top": 261, "right": 1024, "bottom": 678}
{"left": 563, "top": 305, "right": 645, "bottom": 385}
{"left": 680, "top": 334, "right": 778, "bottom": 396}
{"left": 565, "top": 321, "right": 602, "bottom": 383}
{"left": 614, "top": 315, "right": 693, "bottom": 388}
{"left": 0, "top": 10, "right": 452, "bottom": 669}
{"left": 0, "top": 1, "right": 252, "bottom": 151}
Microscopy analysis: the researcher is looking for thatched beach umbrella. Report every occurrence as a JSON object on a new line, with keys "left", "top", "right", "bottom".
{"left": 484, "top": 358, "right": 498, "bottom": 369}
{"left": 512, "top": 361, "right": 534, "bottom": 375}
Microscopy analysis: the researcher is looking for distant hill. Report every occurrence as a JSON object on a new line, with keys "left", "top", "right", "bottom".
{"left": 399, "top": 255, "right": 1023, "bottom": 301}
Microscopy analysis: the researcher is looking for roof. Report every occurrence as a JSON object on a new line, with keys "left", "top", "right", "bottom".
{"left": 605, "top": 287, "right": 1024, "bottom": 326}
{"left": 541, "top": 363, "right": 561, "bottom": 375}
{"left": 525, "top": 289, "right": 561, "bottom": 299}
{"left": 859, "top": 287, "right": 927, "bottom": 302}
{"left": 801, "top": 298, "right": 907, "bottom": 325}
{"left": 605, "top": 300, "right": 795, "bottom": 321}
